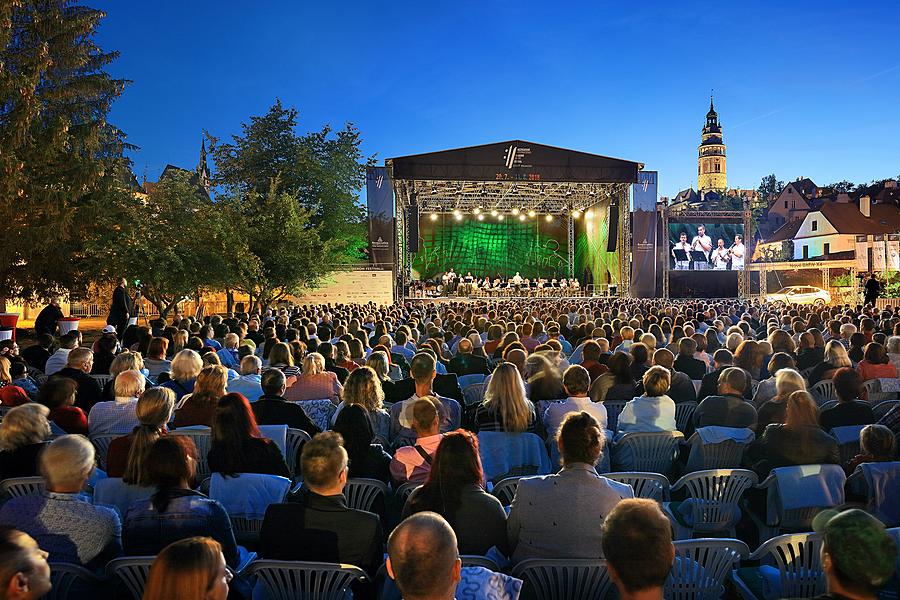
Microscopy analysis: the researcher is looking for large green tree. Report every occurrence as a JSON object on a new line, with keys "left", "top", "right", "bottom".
{"left": 757, "top": 174, "right": 785, "bottom": 203}
{"left": 0, "top": 1, "right": 128, "bottom": 308}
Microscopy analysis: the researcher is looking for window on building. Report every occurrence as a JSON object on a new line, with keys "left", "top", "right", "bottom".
{"left": 715, "top": 162, "right": 720, "bottom": 172}
{"left": 824, "top": 242, "right": 830, "bottom": 255}
{"left": 784, "top": 201, "right": 788, "bottom": 209}
{"left": 811, "top": 220, "right": 817, "bottom": 231}
{"left": 802, "top": 246, "right": 809, "bottom": 259}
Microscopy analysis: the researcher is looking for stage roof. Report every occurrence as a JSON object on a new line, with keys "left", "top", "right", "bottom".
{"left": 387, "top": 140, "right": 642, "bottom": 213}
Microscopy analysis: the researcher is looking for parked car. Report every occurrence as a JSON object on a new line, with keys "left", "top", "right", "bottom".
{"left": 765, "top": 286, "right": 832, "bottom": 306}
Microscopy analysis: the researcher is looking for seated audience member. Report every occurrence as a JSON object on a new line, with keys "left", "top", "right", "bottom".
{"left": 54, "top": 347, "right": 103, "bottom": 412}
{"left": 387, "top": 512, "right": 461, "bottom": 600}
{"left": 629, "top": 342, "right": 651, "bottom": 381}
{"left": 87, "top": 369, "right": 144, "bottom": 435}
{"left": 335, "top": 340, "right": 359, "bottom": 374}
{"left": 122, "top": 436, "right": 240, "bottom": 569}
{"left": 617, "top": 366, "right": 676, "bottom": 436}
{"left": 201, "top": 351, "right": 238, "bottom": 381}
{"left": 673, "top": 337, "right": 706, "bottom": 380}
{"left": 215, "top": 333, "right": 240, "bottom": 370}
{"left": 474, "top": 362, "right": 537, "bottom": 433}
{"left": 809, "top": 340, "right": 852, "bottom": 385}
{"left": 507, "top": 411, "right": 633, "bottom": 563}
{"left": 160, "top": 349, "right": 204, "bottom": 402}
{"left": 142, "top": 536, "right": 231, "bottom": 600}
{"left": 814, "top": 509, "right": 897, "bottom": 600}
{"left": 888, "top": 336, "right": 900, "bottom": 377}
{"left": 693, "top": 367, "right": 758, "bottom": 429}
{"left": 748, "top": 390, "right": 840, "bottom": 477}
{"left": 589, "top": 352, "right": 637, "bottom": 403}
{"left": 283, "top": 352, "right": 343, "bottom": 404}
{"left": 106, "top": 387, "right": 175, "bottom": 480}
{"left": 848, "top": 332, "right": 867, "bottom": 364}
{"left": 579, "top": 340, "right": 609, "bottom": 382}
{"left": 820, "top": 367, "right": 875, "bottom": 432}
{"left": 173, "top": 365, "right": 228, "bottom": 428}
{"left": 796, "top": 331, "right": 825, "bottom": 371}
{"left": 752, "top": 352, "right": 797, "bottom": 406}
{"left": 0, "top": 404, "right": 51, "bottom": 479}
{"left": 697, "top": 349, "right": 735, "bottom": 401}
{"left": 447, "top": 338, "right": 489, "bottom": 377}
{"left": 404, "top": 431, "right": 508, "bottom": 555}
{"left": 649, "top": 348, "right": 697, "bottom": 403}
{"left": 0, "top": 527, "right": 53, "bottom": 600}
{"left": 226, "top": 355, "right": 264, "bottom": 401}
{"left": 21, "top": 334, "right": 54, "bottom": 374}
{"left": 100, "top": 351, "right": 147, "bottom": 401}
{"left": 0, "top": 435, "right": 121, "bottom": 568}
{"left": 756, "top": 368, "right": 806, "bottom": 433}
{"left": 10, "top": 362, "right": 39, "bottom": 400}
{"left": 524, "top": 352, "right": 566, "bottom": 404}
{"left": 389, "top": 353, "right": 461, "bottom": 445}
{"left": 207, "top": 393, "right": 289, "bottom": 477}
{"left": 43, "top": 332, "right": 78, "bottom": 377}
{"left": 90, "top": 335, "right": 119, "bottom": 376}
{"left": 143, "top": 337, "right": 173, "bottom": 380}
{"left": 544, "top": 364, "right": 607, "bottom": 435}
{"left": 390, "top": 398, "right": 443, "bottom": 484}
{"left": 857, "top": 342, "right": 899, "bottom": 381}
{"left": 845, "top": 423, "right": 896, "bottom": 474}
{"left": 332, "top": 366, "right": 391, "bottom": 443}
{"left": 251, "top": 368, "right": 320, "bottom": 436}
{"left": 0, "top": 356, "right": 30, "bottom": 408}
{"left": 259, "top": 432, "right": 383, "bottom": 579}
{"left": 318, "top": 342, "right": 349, "bottom": 385}
{"left": 38, "top": 377, "right": 87, "bottom": 435}
{"left": 332, "top": 404, "right": 391, "bottom": 483}
{"left": 601, "top": 499, "right": 675, "bottom": 600}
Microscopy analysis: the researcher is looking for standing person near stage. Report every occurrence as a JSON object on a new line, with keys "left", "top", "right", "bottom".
{"left": 107, "top": 278, "right": 132, "bottom": 337}
{"left": 33, "top": 297, "right": 64, "bottom": 338}
{"left": 691, "top": 225, "right": 712, "bottom": 270}
{"left": 672, "top": 232, "right": 691, "bottom": 270}
{"left": 711, "top": 239, "right": 729, "bottom": 270}
{"left": 730, "top": 234, "right": 745, "bottom": 270}
{"left": 864, "top": 273, "right": 881, "bottom": 306}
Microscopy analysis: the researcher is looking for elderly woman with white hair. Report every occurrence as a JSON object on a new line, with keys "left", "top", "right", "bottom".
{"left": 0, "top": 435, "right": 122, "bottom": 568}
{"left": 0, "top": 404, "right": 51, "bottom": 479}
{"left": 283, "top": 352, "right": 343, "bottom": 404}
{"left": 160, "top": 349, "right": 204, "bottom": 402}
{"left": 886, "top": 336, "right": 900, "bottom": 378}
{"left": 87, "top": 369, "right": 145, "bottom": 435}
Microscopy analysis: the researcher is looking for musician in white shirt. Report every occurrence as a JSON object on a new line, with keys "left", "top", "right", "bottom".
{"left": 711, "top": 238, "right": 729, "bottom": 270}
{"left": 730, "top": 234, "right": 745, "bottom": 270}
{"left": 511, "top": 272, "right": 523, "bottom": 285}
{"left": 672, "top": 232, "right": 691, "bottom": 270}
{"left": 691, "top": 225, "right": 712, "bottom": 270}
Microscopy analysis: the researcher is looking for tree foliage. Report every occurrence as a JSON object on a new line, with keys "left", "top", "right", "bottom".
{"left": 757, "top": 174, "right": 785, "bottom": 202}
{"left": 823, "top": 180, "right": 856, "bottom": 194}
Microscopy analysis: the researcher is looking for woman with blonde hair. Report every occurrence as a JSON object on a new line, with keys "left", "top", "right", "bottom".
{"left": 333, "top": 366, "right": 390, "bottom": 441}
{"left": 284, "top": 352, "right": 342, "bottom": 404}
{"left": 98, "top": 350, "right": 147, "bottom": 401}
{"left": 748, "top": 390, "right": 839, "bottom": 477}
{"left": 808, "top": 339, "right": 852, "bottom": 385}
{"left": 142, "top": 537, "right": 231, "bottom": 600}
{"left": 171, "top": 329, "right": 189, "bottom": 356}
{"left": 173, "top": 365, "right": 228, "bottom": 428}
{"left": 0, "top": 404, "right": 51, "bottom": 479}
{"left": 106, "top": 387, "right": 176, "bottom": 482}
{"left": 161, "top": 349, "right": 203, "bottom": 402}
{"left": 474, "top": 362, "right": 536, "bottom": 433}
{"left": 756, "top": 368, "right": 806, "bottom": 432}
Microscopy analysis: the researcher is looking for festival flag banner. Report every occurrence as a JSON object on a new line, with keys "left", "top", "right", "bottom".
{"left": 855, "top": 235, "right": 869, "bottom": 271}
{"left": 873, "top": 235, "right": 886, "bottom": 272}
{"left": 631, "top": 171, "right": 658, "bottom": 298}
{"left": 888, "top": 234, "right": 900, "bottom": 271}
{"left": 366, "top": 167, "right": 395, "bottom": 266}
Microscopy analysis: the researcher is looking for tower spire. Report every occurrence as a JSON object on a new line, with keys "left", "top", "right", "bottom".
{"left": 710, "top": 89, "right": 714, "bottom": 111}
{"left": 197, "top": 138, "right": 210, "bottom": 192}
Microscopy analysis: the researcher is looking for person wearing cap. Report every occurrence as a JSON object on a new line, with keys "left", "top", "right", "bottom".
{"left": 813, "top": 508, "right": 897, "bottom": 599}
{"left": 447, "top": 338, "right": 489, "bottom": 377}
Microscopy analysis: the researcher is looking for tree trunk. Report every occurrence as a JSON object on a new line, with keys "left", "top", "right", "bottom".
{"left": 0, "top": 297, "right": 6, "bottom": 313}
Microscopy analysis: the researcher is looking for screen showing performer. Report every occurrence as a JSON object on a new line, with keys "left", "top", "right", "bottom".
{"left": 668, "top": 223, "right": 745, "bottom": 271}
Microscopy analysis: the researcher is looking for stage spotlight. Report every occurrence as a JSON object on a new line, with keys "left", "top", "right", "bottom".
{"left": 453, "top": 209, "right": 461, "bottom": 217}
{"left": 585, "top": 210, "right": 593, "bottom": 220}
{"left": 511, "top": 207, "right": 520, "bottom": 215}
{"left": 490, "top": 209, "right": 498, "bottom": 217}
{"left": 473, "top": 207, "right": 481, "bottom": 215}
{"left": 477, "top": 214, "right": 485, "bottom": 221}
{"left": 429, "top": 213, "right": 438, "bottom": 221}
{"left": 545, "top": 214, "right": 553, "bottom": 222}
{"left": 528, "top": 210, "right": 536, "bottom": 218}
{"left": 572, "top": 210, "right": 581, "bottom": 219}
{"left": 498, "top": 214, "right": 505, "bottom": 221}
{"left": 454, "top": 213, "right": 463, "bottom": 221}
{"left": 518, "top": 214, "right": 526, "bottom": 221}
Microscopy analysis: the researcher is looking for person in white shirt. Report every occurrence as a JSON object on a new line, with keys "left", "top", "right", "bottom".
{"left": 226, "top": 355, "right": 264, "bottom": 401}
{"left": 616, "top": 366, "right": 676, "bottom": 437}
{"left": 729, "top": 234, "right": 745, "bottom": 270}
{"left": 44, "top": 333, "right": 79, "bottom": 376}
{"left": 711, "top": 239, "right": 729, "bottom": 270}
{"left": 544, "top": 364, "right": 608, "bottom": 436}
{"left": 87, "top": 369, "right": 145, "bottom": 435}
{"left": 672, "top": 232, "right": 691, "bottom": 270}
{"left": 691, "top": 225, "right": 712, "bottom": 270}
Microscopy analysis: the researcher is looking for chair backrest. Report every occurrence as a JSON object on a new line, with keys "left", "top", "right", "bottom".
{"left": 667, "top": 538, "right": 749, "bottom": 600}
{"left": 862, "top": 378, "right": 882, "bottom": 402}
{"left": 344, "top": 478, "right": 389, "bottom": 515}
{"left": 860, "top": 461, "right": 900, "bottom": 527}
{"left": 294, "top": 399, "right": 337, "bottom": 432}
{"left": 46, "top": 562, "right": 104, "bottom": 600}
{"left": 602, "top": 401, "right": 626, "bottom": 432}
{"left": 89, "top": 433, "right": 119, "bottom": 471}
{"left": 460, "top": 555, "right": 501, "bottom": 570}
{"left": 463, "top": 383, "right": 485, "bottom": 407}
{"left": 92, "top": 477, "right": 154, "bottom": 518}
{"left": 818, "top": 400, "right": 839, "bottom": 411}
{"left": 0, "top": 476, "right": 43, "bottom": 499}
{"left": 604, "top": 472, "right": 670, "bottom": 501}
{"left": 91, "top": 374, "right": 112, "bottom": 388}
{"left": 873, "top": 400, "right": 900, "bottom": 420}
{"left": 258, "top": 424, "right": 288, "bottom": 457}
{"left": 491, "top": 476, "right": 526, "bottom": 506}
{"left": 671, "top": 469, "right": 758, "bottom": 534}
{"left": 830, "top": 424, "right": 866, "bottom": 465}
{"left": 810, "top": 380, "right": 836, "bottom": 404}
{"left": 511, "top": 559, "right": 615, "bottom": 600}
{"left": 674, "top": 401, "right": 697, "bottom": 432}
{"left": 477, "top": 431, "right": 551, "bottom": 484}
{"left": 766, "top": 464, "right": 846, "bottom": 530}
{"left": 613, "top": 431, "right": 684, "bottom": 474}
{"left": 247, "top": 560, "right": 367, "bottom": 600}
{"left": 170, "top": 427, "right": 212, "bottom": 478}
{"left": 685, "top": 432, "right": 753, "bottom": 472}
{"left": 106, "top": 556, "right": 154, "bottom": 600}
{"left": 285, "top": 427, "right": 311, "bottom": 477}
{"left": 458, "top": 373, "right": 486, "bottom": 389}
{"left": 209, "top": 472, "right": 290, "bottom": 521}
{"left": 749, "top": 532, "right": 825, "bottom": 599}
{"left": 394, "top": 481, "right": 421, "bottom": 506}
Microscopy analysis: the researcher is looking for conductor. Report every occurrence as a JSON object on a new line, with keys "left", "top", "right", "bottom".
{"left": 107, "top": 278, "right": 132, "bottom": 337}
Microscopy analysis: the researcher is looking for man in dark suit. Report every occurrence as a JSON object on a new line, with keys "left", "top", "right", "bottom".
{"left": 106, "top": 278, "right": 132, "bottom": 337}
{"left": 694, "top": 367, "right": 757, "bottom": 429}
{"left": 53, "top": 347, "right": 103, "bottom": 413}
{"left": 318, "top": 342, "right": 349, "bottom": 384}
{"left": 252, "top": 369, "right": 321, "bottom": 438}
{"left": 447, "top": 338, "right": 489, "bottom": 377}
{"left": 673, "top": 337, "right": 707, "bottom": 381}
{"left": 33, "top": 297, "right": 64, "bottom": 338}
{"left": 697, "top": 349, "right": 734, "bottom": 402}
{"left": 260, "top": 432, "right": 382, "bottom": 591}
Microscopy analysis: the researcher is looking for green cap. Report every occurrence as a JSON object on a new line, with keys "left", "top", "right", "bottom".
{"left": 813, "top": 508, "right": 897, "bottom": 589}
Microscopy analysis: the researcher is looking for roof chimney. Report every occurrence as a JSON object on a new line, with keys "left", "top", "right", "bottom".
{"left": 860, "top": 194, "right": 871, "bottom": 218}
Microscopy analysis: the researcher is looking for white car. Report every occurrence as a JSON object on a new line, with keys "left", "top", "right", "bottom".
{"left": 765, "top": 286, "right": 832, "bottom": 306}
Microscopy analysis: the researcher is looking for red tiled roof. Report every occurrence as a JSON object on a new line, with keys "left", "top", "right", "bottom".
{"left": 762, "top": 219, "right": 803, "bottom": 243}
{"left": 806, "top": 202, "right": 900, "bottom": 236}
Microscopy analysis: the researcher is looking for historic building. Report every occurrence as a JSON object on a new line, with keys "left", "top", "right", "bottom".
{"left": 698, "top": 97, "right": 726, "bottom": 192}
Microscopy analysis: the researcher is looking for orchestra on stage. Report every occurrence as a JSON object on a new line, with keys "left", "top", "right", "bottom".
{"left": 409, "top": 269, "right": 585, "bottom": 298}
{"left": 672, "top": 226, "right": 745, "bottom": 271}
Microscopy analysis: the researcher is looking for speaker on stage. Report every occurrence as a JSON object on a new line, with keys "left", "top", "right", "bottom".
{"left": 407, "top": 205, "right": 419, "bottom": 253}
{"left": 607, "top": 204, "right": 619, "bottom": 252}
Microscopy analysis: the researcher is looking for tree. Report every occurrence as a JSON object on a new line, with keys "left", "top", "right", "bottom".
{"left": 0, "top": 1, "right": 128, "bottom": 308}
{"left": 824, "top": 180, "right": 856, "bottom": 194}
{"left": 757, "top": 174, "right": 785, "bottom": 202}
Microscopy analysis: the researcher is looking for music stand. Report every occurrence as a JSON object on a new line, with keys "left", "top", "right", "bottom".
{"left": 673, "top": 249, "right": 689, "bottom": 262}
{"left": 690, "top": 251, "right": 708, "bottom": 269}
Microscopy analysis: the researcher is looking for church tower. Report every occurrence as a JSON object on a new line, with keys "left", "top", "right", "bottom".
{"left": 698, "top": 96, "right": 726, "bottom": 192}
{"left": 197, "top": 139, "right": 211, "bottom": 193}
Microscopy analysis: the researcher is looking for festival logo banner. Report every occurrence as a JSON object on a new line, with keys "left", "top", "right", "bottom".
{"left": 631, "top": 171, "right": 658, "bottom": 298}
{"left": 366, "top": 167, "right": 395, "bottom": 267}
{"left": 855, "top": 235, "right": 869, "bottom": 272}
{"left": 888, "top": 234, "right": 900, "bottom": 271}
{"left": 873, "top": 234, "right": 886, "bottom": 272}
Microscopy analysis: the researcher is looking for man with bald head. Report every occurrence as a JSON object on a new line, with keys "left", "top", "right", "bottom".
{"left": 651, "top": 348, "right": 697, "bottom": 403}
{"left": 387, "top": 512, "right": 461, "bottom": 600}
{"left": 55, "top": 347, "right": 103, "bottom": 412}
{"left": 448, "top": 338, "right": 489, "bottom": 377}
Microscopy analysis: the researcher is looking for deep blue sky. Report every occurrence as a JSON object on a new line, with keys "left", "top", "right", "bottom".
{"left": 93, "top": 0, "right": 900, "bottom": 197}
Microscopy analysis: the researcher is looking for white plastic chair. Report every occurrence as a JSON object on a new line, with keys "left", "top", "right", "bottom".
{"left": 663, "top": 469, "right": 758, "bottom": 538}
{"left": 478, "top": 431, "right": 551, "bottom": 484}
{"left": 46, "top": 562, "right": 104, "bottom": 600}
{"left": 749, "top": 464, "right": 845, "bottom": 539}
{"left": 106, "top": 556, "right": 154, "bottom": 600}
{"left": 0, "top": 476, "right": 44, "bottom": 499}
{"left": 171, "top": 427, "right": 212, "bottom": 478}
{"left": 209, "top": 473, "right": 291, "bottom": 545}
{"left": 511, "top": 559, "right": 615, "bottom": 600}
{"left": 90, "top": 374, "right": 112, "bottom": 388}
{"left": 285, "top": 427, "right": 311, "bottom": 477}
{"left": 873, "top": 400, "right": 899, "bottom": 420}
{"left": 731, "top": 532, "right": 825, "bottom": 600}
{"left": 344, "top": 478, "right": 389, "bottom": 516}
{"left": 491, "top": 476, "right": 526, "bottom": 506}
{"left": 684, "top": 429, "right": 754, "bottom": 472}
{"left": 829, "top": 424, "right": 866, "bottom": 465}
{"left": 810, "top": 380, "right": 836, "bottom": 404}
{"left": 674, "top": 401, "right": 697, "bottom": 432}
{"left": 612, "top": 431, "right": 684, "bottom": 475}
{"left": 463, "top": 383, "right": 485, "bottom": 407}
{"left": 604, "top": 472, "right": 670, "bottom": 501}
{"left": 458, "top": 373, "right": 487, "bottom": 389}
{"left": 394, "top": 481, "right": 421, "bottom": 509}
{"left": 92, "top": 477, "right": 154, "bottom": 518}
{"left": 667, "top": 538, "right": 749, "bottom": 600}
{"left": 862, "top": 378, "right": 882, "bottom": 402}
{"left": 247, "top": 560, "right": 367, "bottom": 600}
{"left": 601, "top": 401, "right": 626, "bottom": 432}
{"left": 89, "top": 433, "right": 119, "bottom": 471}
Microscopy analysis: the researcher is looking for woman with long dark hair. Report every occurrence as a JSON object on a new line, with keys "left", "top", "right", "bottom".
{"left": 403, "top": 430, "right": 507, "bottom": 555}
{"left": 207, "top": 393, "right": 289, "bottom": 477}
{"left": 331, "top": 404, "right": 391, "bottom": 483}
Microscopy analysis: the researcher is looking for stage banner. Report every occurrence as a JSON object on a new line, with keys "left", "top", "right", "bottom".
{"left": 856, "top": 235, "right": 869, "bottom": 271}
{"left": 631, "top": 171, "right": 658, "bottom": 298}
{"left": 366, "top": 167, "right": 395, "bottom": 266}
{"left": 888, "top": 234, "right": 900, "bottom": 271}
{"left": 873, "top": 235, "right": 886, "bottom": 272}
